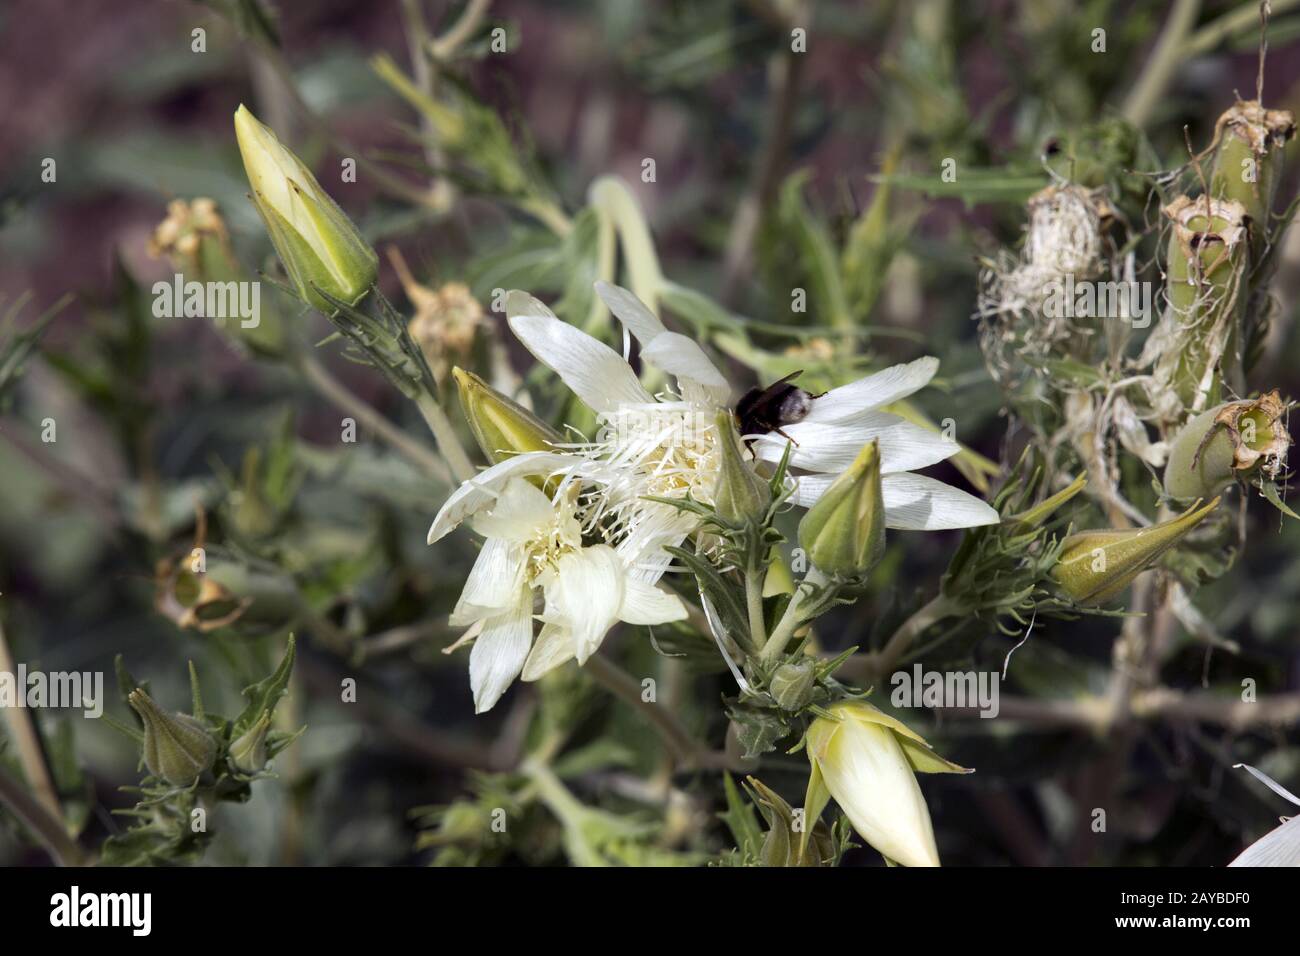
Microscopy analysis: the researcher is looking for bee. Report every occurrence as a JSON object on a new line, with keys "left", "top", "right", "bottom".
{"left": 734, "top": 371, "right": 821, "bottom": 442}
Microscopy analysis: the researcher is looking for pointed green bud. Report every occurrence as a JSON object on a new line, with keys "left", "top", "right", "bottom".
{"left": 713, "top": 411, "right": 771, "bottom": 524}
{"left": 234, "top": 104, "right": 378, "bottom": 315}
{"left": 797, "top": 439, "right": 885, "bottom": 577}
{"left": 1050, "top": 498, "right": 1221, "bottom": 605}
{"left": 1005, "top": 474, "right": 1087, "bottom": 533}
{"left": 452, "top": 367, "right": 562, "bottom": 463}
{"left": 127, "top": 689, "right": 216, "bottom": 786}
{"left": 229, "top": 710, "right": 272, "bottom": 774}
{"left": 1164, "top": 391, "right": 1291, "bottom": 501}
{"left": 768, "top": 660, "right": 817, "bottom": 712}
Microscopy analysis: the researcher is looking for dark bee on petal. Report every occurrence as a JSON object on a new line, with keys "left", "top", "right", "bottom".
{"left": 734, "top": 371, "right": 820, "bottom": 442}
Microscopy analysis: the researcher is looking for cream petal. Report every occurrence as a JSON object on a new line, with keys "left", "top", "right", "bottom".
{"left": 468, "top": 589, "right": 535, "bottom": 713}
{"left": 449, "top": 536, "right": 526, "bottom": 625}
{"left": 752, "top": 414, "right": 960, "bottom": 474}
{"left": 520, "top": 622, "right": 576, "bottom": 681}
{"left": 811, "top": 719, "right": 940, "bottom": 867}
{"left": 596, "top": 281, "right": 729, "bottom": 399}
{"left": 541, "top": 545, "right": 625, "bottom": 664}
{"left": 508, "top": 312, "right": 652, "bottom": 415}
{"left": 620, "top": 577, "right": 689, "bottom": 625}
{"left": 803, "top": 357, "right": 940, "bottom": 424}
{"left": 426, "top": 452, "right": 585, "bottom": 544}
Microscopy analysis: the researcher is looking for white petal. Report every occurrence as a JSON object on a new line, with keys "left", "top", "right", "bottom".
{"left": 469, "top": 589, "right": 534, "bottom": 713}
{"left": 520, "top": 623, "right": 576, "bottom": 681}
{"left": 1228, "top": 815, "right": 1300, "bottom": 867}
{"left": 505, "top": 290, "right": 557, "bottom": 320}
{"left": 449, "top": 536, "right": 526, "bottom": 625}
{"left": 620, "top": 578, "right": 689, "bottom": 625}
{"left": 541, "top": 545, "right": 624, "bottom": 664}
{"left": 426, "top": 452, "right": 585, "bottom": 544}
{"left": 642, "top": 332, "right": 730, "bottom": 395}
{"left": 596, "top": 280, "right": 729, "bottom": 399}
{"left": 879, "top": 473, "right": 1000, "bottom": 530}
{"left": 790, "top": 472, "right": 1000, "bottom": 530}
{"left": 804, "top": 357, "right": 940, "bottom": 424}
{"left": 594, "top": 280, "right": 664, "bottom": 342}
{"left": 469, "top": 477, "right": 555, "bottom": 542}
{"left": 508, "top": 313, "right": 652, "bottom": 415}
{"left": 752, "top": 413, "right": 960, "bottom": 474}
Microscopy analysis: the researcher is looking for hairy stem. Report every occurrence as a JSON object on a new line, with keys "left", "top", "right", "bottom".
{"left": 866, "top": 593, "right": 959, "bottom": 678}
{"left": 585, "top": 653, "right": 728, "bottom": 770}
{"left": 296, "top": 352, "right": 452, "bottom": 483}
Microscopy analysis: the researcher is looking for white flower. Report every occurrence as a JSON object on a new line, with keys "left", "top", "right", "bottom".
{"left": 513, "top": 281, "right": 998, "bottom": 560}
{"left": 449, "top": 476, "right": 687, "bottom": 712}
{"left": 425, "top": 282, "right": 998, "bottom": 708}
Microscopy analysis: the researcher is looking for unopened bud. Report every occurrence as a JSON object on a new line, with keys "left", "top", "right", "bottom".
{"left": 797, "top": 439, "right": 885, "bottom": 577}
{"left": 713, "top": 411, "right": 771, "bottom": 524}
{"left": 1050, "top": 497, "right": 1221, "bottom": 605}
{"left": 452, "top": 367, "right": 562, "bottom": 463}
{"left": 234, "top": 104, "right": 378, "bottom": 314}
{"left": 229, "top": 711, "right": 271, "bottom": 774}
{"left": 768, "top": 660, "right": 817, "bottom": 712}
{"left": 127, "top": 689, "right": 216, "bottom": 786}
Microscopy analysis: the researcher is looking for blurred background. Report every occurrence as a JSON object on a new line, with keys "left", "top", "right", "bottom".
{"left": 2, "top": 0, "right": 1299, "bottom": 866}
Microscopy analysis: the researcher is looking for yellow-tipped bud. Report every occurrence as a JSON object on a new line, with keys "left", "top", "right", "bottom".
{"left": 797, "top": 439, "right": 885, "bottom": 577}
{"left": 804, "top": 701, "right": 970, "bottom": 868}
{"left": 234, "top": 104, "right": 378, "bottom": 314}
{"left": 713, "top": 411, "right": 771, "bottom": 524}
{"left": 452, "top": 367, "right": 562, "bottom": 463}
{"left": 127, "top": 689, "right": 216, "bottom": 787}
{"left": 1050, "top": 498, "right": 1221, "bottom": 605}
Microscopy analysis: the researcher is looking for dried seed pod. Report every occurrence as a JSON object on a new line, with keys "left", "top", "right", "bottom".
{"left": 1163, "top": 390, "right": 1292, "bottom": 500}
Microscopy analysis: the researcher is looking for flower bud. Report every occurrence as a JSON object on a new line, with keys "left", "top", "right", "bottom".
{"left": 1050, "top": 497, "right": 1220, "bottom": 605}
{"left": 1163, "top": 391, "right": 1291, "bottom": 501}
{"left": 797, "top": 439, "right": 885, "bottom": 577}
{"left": 127, "top": 689, "right": 217, "bottom": 786}
{"left": 234, "top": 105, "right": 378, "bottom": 314}
{"left": 228, "top": 710, "right": 271, "bottom": 774}
{"left": 713, "top": 411, "right": 771, "bottom": 524}
{"left": 803, "top": 701, "right": 969, "bottom": 868}
{"left": 452, "top": 367, "right": 562, "bottom": 463}
{"left": 768, "top": 660, "right": 817, "bottom": 712}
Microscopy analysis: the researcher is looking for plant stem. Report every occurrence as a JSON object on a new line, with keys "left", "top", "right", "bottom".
{"left": 296, "top": 352, "right": 452, "bottom": 483}
{"left": 745, "top": 564, "right": 767, "bottom": 650}
{"left": 866, "top": 593, "right": 959, "bottom": 678}
{"left": 0, "top": 766, "right": 86, "bottom": 866}
{"left": 759, "top": 567, "right": 826, "bottom": 662}
{"left": 584, "top": 653, "right": 726, "bottom": 769}
{"left": 0, "top": 620, "right": 62, "bottom": 824}
{"left": 415, "top": 392, "right": 476, "bottom": 483}
{"left": 1121, "top": 0, "right": 1201, "bottom": 128}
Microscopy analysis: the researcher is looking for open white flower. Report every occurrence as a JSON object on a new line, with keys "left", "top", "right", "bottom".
{"left": 512, "top": 282, "right": 998, "bottom": 557}
{"left": 450, "top": 476, "right": 687, "bottom": 712}
{"left": 426, "top": 282, "right": 998, "bottom": 707}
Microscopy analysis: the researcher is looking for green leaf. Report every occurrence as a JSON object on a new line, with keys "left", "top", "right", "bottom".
{"left": 234, "top": 635, "right": 296, "bottom": 733}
